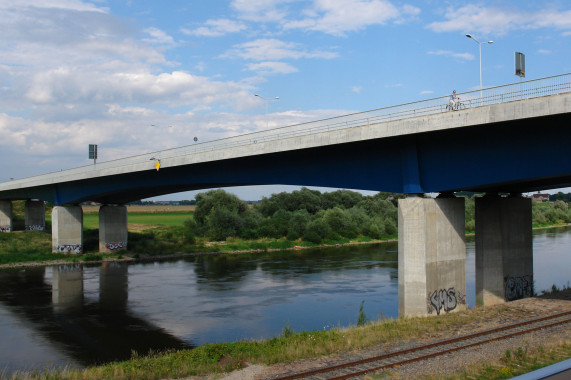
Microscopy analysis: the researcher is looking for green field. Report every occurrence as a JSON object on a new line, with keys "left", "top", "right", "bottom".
{"left": 81, "top": 212, "right": 193, "bottom": 230}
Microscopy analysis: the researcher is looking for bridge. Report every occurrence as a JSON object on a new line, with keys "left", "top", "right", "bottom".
{"left": 1, "top": 73, "right": 570, "bottom": 317}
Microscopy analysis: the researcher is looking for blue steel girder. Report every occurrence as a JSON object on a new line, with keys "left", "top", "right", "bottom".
{"left": 1, "top": 111, "right": 570, "bottom": 205}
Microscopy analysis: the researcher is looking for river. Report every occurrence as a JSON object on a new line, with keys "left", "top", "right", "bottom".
{"left": 0, "top": 227, "right": 569, "bottom": 374}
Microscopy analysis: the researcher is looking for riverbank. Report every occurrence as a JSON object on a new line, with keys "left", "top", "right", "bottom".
{"left": 1, "top": 223, "right": 569, "bottom": 270}
{"left": 216, "top": 291, "right": 571, "bottom": 380}
{"left": 1, "top": 224, "right": 569, "bottom": 379}
{"left": 7, "top": 290, "right": 570, "bottom": 380}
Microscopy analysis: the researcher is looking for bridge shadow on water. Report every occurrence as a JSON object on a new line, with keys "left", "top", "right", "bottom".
{"left": 0, "top": 263, "right": 194, "bottom": 368}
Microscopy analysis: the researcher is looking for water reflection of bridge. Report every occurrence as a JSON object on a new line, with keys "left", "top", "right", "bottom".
{"left": 0, "top": 263, "right": 193, "bottom": 366}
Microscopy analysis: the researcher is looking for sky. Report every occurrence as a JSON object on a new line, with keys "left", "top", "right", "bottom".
{"left": 1, "top": 0, "right": 570, "bottom": 201}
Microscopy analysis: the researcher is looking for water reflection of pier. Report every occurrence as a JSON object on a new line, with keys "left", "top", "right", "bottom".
{"left": 0, "top": 263, "right": 193, "bottom": 366}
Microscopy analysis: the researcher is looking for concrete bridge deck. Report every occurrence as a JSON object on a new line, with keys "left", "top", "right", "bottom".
{"left": 0, "top": 73, "right": 570, "bottom": 204}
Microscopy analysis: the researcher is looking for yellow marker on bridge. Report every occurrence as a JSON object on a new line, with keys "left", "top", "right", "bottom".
{"left": 155, "top": 160, "right": 160, "bottom": 171}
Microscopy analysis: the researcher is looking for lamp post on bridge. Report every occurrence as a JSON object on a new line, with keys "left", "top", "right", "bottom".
{"left": 254, "top": 93, "right": 279, "bottom": 129}
{"left": 466, "top": 34, "right": 493, "bottom": 101}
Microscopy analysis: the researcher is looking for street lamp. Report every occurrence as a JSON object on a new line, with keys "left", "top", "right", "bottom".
{"left": 254, "top": 93, "right": 279, "bottom": 128}
{"left": 466, "top": 34, "right": 493, "bottom": 100}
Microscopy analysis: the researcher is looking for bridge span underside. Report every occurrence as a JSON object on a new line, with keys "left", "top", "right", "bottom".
{"left": 2, "top": 111, "right": 569, "bottom": 205}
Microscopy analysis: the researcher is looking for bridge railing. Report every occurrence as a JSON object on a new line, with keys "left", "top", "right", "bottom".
{"left": 3, "top": 73, "right": 571, "bottom": 186}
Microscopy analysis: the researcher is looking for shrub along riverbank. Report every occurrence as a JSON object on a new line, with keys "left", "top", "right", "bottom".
{"left": 1, "top": 189, "right": 570, "bottom": 266}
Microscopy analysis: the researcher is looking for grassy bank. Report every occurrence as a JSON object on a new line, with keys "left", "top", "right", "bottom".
{"left": 1, "top": 202, "right": 569, "bottom": 267}
{"left": 1, "top": 202, "right": 400, "bottom": 266}
{"left": 7, "top": 304, "right": 570, "bottom": 380}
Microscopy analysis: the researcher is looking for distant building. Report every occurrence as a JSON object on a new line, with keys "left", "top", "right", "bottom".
{"left": 531, "top": 193, "right": 550, "bottom": 202}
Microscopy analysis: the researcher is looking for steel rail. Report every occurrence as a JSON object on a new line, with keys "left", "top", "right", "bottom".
{"left": 273, "top": 310, "right": 571, "bottom": 380}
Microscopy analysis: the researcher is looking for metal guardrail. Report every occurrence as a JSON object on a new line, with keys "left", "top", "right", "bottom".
{"left": 3, "top": 73, "right": 571, "bottom": 186}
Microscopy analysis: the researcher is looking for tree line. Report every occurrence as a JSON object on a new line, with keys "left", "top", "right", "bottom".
{"left": 185, "top": 188, "right": 406, "bottom": 243}
{"left": 185, "top": 189, "right": 571, "bottom": 242}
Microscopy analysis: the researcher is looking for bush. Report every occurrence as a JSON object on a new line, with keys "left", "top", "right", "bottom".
{"left": 304, "top": 219, "right": 331, "bottom": 243}
{"left": 362, "top": 220, "right": 383, "bottom": 239}
{"left": 194, "top": 190, "right": 247, "bottom": 227}
{"left": 183, "top": 218, "right": 198, "bottom": 244}
{"left": 239, "top": 208, "right": 263, "bottom": 238}
{"left": 207, "top": 207, "right": 243, "bottom": 240}
{"left": 383, "top": 217, "right": 397, "bottom": 236}
{"left": 288, "top": 209, "right": 310, "bottom": 237}
{"left": 286, "top": 230, "right": 300, "bottom": 241}
{"left": 323, "top": 207, "right": 355, "bottom": 237}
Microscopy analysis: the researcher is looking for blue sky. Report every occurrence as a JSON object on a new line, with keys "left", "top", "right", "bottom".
{"left": 1, "top": 1, "right": 570, "bottom": 200}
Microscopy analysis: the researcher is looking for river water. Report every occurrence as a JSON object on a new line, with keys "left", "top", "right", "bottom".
{"left": 0, "top": 227, "right": 569, "bottom": 374}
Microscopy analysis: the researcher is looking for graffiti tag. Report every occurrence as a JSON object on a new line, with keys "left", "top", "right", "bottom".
{"left": 0, "top": 225, "right": 11, "bottom": 232}
{"left": 54, "top": 244, "right": 83, "bottom": 254}
{"left": 25, "top": 225, "right": 45, "bottom": 231}
{"left": 504, "top": 276, "right": 532, "bottom": 301}
{"left": 427, "top": 288, "right": 466, "bottom": 315}
{"left": 105, "top": 241, "right": 127, "bottom": 251}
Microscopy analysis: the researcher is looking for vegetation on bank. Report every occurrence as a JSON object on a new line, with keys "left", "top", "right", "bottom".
{"left": 428, "top": 342, "right": 571, "bottom": 380}
{"left": 1, "top": 190, "right": 571, "bottom": 264}
{"left": 6, "top": 305, "right": 570, "bottom": 380}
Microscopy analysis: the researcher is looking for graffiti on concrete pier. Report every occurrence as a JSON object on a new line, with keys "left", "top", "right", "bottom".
{"left": 427, "top": 288, "right": 466, "bottom": 315}
{"left": 504, "top": 275, "right": 533, "bottom": 301}
{"left": 25, "top": 225, "right": 45, "bottom": 231}
{"left": 105, "top": 241, "right": 127, "bottom": 251}
{"left": 54, "top": 244, "right": 83, "bottom": 254}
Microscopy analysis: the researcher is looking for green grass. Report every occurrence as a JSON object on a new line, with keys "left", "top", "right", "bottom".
{"left": 81, "top": 212, "right": 193, "bottom": 230}
{"left": 418, "top": 342, "right": 571, "bottom": 380}
{"left": 9, "top": 308, "right": 570, "bottom": 380}
{"left": 0, "top": 230, "right": 117, "bottom": 265}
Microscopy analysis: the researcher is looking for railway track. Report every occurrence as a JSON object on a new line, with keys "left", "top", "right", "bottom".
{"left": 272, "top": 310, "right": 571, "bottom": 380}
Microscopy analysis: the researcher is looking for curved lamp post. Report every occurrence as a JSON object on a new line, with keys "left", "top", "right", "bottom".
{"left": 254, "top": 94, "right": 279, "bottom": 129}
{"left": 466, "top": 34, "right": 493, "bottom": 100}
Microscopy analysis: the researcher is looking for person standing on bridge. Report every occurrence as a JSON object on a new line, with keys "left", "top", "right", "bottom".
{"left": 449, "top": 90, "right": 460, "bottom": 110}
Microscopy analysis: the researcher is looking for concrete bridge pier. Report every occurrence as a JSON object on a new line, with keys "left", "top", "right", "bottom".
{"left": 398, "top": 195, "right": 467, "bottom": 317}
{"left": 52, "top": 205, "right": 83, "bottom": 254}
{"left": 0, "top": 200, "right": 12, "bottom": 232}
{"left": 99, "top": 205, "right": 128, "bottom": 253}
{"left": 25, "top": 200, "right": 46, "bottom": 231}
{"left": 475, "top": 194, "right": 533, "bottom": 306}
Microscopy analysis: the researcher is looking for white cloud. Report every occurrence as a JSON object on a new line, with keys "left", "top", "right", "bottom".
{"left": 231, "top": 0, "right": 291, "bottom": 22}
{"left": 428, "top": 50, "right": 474, "bottom": 61}
{"left": 143, "top": 27, "right": 176, "bottom": 46}
{"left": 0, "top": 0, "right": 108, "bottom": 13}
{"left": 223, "top": 38, "right": 338, "bottom": 61}
{"left": 283, "top": 0, "right": 418, "bottom": 36}
{"left": 182, "top": 19, "right": 247, "bottom": 37}
{"left": 420, "top": 90, "right": 433, "bottom": 95}
{"left": 246, "top": 61, "right": 298, "bottom": 75}
{"left": 538, "top": 49, "right": 551, "bottom": 54}
{"left": 427, "top": 4, "right": 571, "bottom": 36}
{"left": 352, "top": 86, "right": 362, "bottom": 93}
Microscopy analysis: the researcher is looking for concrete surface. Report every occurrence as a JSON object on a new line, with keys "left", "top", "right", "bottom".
{"left": 25, "top": 200, "right": 45, "bottom": 231}
{"left": 99, "top": 205, "right": 128, "bottom": 253}
{"left": 475, "top": 196, "right": 533, "bottom": 306}
{"left": 398, "top": 197, "right": 466, "bottom": 317}
{"left": 52, "top": 206, "right": 83, "bottom": 254}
